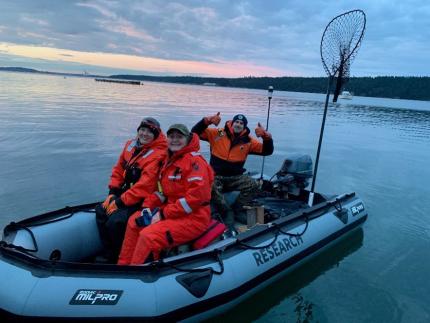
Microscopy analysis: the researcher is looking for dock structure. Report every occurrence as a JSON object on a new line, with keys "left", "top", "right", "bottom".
{"left": 95, "top": 78, "right": 142, "bottom": 85}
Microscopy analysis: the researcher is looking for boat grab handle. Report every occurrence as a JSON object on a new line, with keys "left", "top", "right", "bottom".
{"left": 155, "top": 249, "right": 225, "bottom": 275}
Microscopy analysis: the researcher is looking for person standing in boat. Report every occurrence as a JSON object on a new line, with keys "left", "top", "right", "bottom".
{"left": 97, "top": 117, "right": 168, "bottom": 262}
{"left": 117, "top": 124, "right": 214, "bottom": 265}
{"left": 191, "top": 113, "right": 273, "bottom": 234}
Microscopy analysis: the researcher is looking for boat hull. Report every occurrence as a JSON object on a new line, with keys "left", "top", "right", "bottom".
{"left": 0, "top": 194, "right": 367, "bottom": 321}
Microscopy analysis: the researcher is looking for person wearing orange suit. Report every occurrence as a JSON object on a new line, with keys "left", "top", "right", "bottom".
{"left": 191, "top": 113, "right": 273, "bottom": 234}
{"left": 118, "top": 124, "right": 214, "bottom": 265}
{"left": 96, "top": 117, "right": 167, "bottom": 262}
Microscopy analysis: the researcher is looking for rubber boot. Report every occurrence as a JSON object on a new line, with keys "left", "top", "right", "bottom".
{"left": 221, "top": 210, "right": 238, "bottom": 238}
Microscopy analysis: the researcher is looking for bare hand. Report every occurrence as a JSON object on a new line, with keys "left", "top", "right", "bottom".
{"left": 206, "top": 112, "right": 221, "bottom": 126}
{"left": 255, "top": 122, "right": 271, "bottom": 139}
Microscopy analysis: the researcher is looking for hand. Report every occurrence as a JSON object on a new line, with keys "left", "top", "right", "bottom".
{"left": 255, "top": 122, "right": 272, "bottom": 139}
{"left": 205, "top": 112, "right": 221, "bottom": 126}
{"left": 102, "top": 194, "right": 115, "bottom": 209}
{"left": 151, "top": 211, "right": 161, "bottom": 224}
{"left": 135, "top": 208, "right": 152, "bottom": 227}
{"left": 106, "top": 198, "right": 120, "bottom": 216}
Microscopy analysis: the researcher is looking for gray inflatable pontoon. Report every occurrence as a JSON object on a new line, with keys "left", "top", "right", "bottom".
{"left": 0, "top": 157, "right": 367, "bottom": 322}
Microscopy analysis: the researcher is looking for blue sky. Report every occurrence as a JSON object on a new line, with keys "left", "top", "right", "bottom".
{"left": 0, "top": 0, "right": 428, "bottom": 77}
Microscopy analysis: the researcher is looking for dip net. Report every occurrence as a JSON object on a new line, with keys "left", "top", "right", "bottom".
{"left": 320, "top": 9, "right": 366, "bottom": 102}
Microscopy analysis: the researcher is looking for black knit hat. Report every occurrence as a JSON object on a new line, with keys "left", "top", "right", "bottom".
{"left": 232, "top": 114, "right": 248, "bottom": 127}
{"left": 137, "top": 117, "right": 161, "bottom": 138}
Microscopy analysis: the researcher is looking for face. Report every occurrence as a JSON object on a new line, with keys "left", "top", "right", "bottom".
{"left": 232, "top": 120, "right": 245, "bottom": 134}
{"left": 137, "top": 127, "right": 155, "bottom": 145}
{"left": 167, "top": 131, "right": 188, "bottom": 152}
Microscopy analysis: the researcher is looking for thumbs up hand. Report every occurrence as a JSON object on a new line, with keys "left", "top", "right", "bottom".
{"left": 255, "top": 122, "right": 272, "bottom": 139}
{"left": 205, "top": 112, "right": 221, "bottom": 126}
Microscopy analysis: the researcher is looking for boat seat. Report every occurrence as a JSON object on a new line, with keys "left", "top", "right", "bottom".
{"left": 192, "top": 219, "right": 226, "bottom": 250}
{"left": 162, "top": 219, "right": 226, "bottom": 258}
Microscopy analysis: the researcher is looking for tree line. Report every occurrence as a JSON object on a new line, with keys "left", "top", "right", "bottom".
{"left": 110, "top": 74, "right": 430, "bottom": 101}
{"left": 1, "top": 67, "right": 428, "bottom": 101}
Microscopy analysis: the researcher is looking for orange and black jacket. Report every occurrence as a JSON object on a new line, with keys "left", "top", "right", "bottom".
{"left": 109, "top": 133, "right": 168, "bottom": 207}
{"left": 192, "top": 119, "right": 274, "bottom": 176}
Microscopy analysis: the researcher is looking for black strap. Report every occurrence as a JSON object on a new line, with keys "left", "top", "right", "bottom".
{"left": 165, "top": 231, "right": 174, "bottom": 245}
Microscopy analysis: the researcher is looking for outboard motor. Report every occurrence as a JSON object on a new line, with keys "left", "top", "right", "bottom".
{"left": 273, "top": 154, "right": 313, "bottom": 196}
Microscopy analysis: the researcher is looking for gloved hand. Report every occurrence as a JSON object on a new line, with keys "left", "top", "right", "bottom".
{"left": 102, "top": 194, "right": 116, "bottom": 209}
{"left": 135, "top": 207, "right": 160, "bottom": 227}
{"left": 204, "top": 112, "right": 221, "bottom": 126}
{"left": 135, "top": 208, "right": 152, "bottom": 227}
{"left": 255, "top": 122, "right": 272, "bottom": 140}
{"left": 106, "top": 198, "right": 123, "bottom": 216}
{"left": 151, "top": 210, "right": 161, "bottom": 224}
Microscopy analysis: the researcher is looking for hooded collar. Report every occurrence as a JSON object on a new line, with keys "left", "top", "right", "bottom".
{"left": 136, "top": 132, "right": 168, "bottom": 151}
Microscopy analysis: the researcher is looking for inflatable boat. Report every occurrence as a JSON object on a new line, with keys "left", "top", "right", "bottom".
{"left": 0, "top": 156, "right": 367, "bottom": 321}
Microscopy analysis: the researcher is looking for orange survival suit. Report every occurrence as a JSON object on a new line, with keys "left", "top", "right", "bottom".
{"left": 96, "top": 133, "right": 167, "bottom": 262}
{"left": 108, "top": 134, "right": 168, "bottom": 207}
{"left": 118, "top": 133, "right": 214, "bottom": 265}
{"left": 191, "top": 119, "right": 274, "bottom": 176}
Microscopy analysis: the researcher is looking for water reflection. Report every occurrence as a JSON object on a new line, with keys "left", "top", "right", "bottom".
{"left": 205, "top": 229, "right": 364, "bottom": 323}
{"left": 1, "top": 72, "right": 430, "bottom": 322}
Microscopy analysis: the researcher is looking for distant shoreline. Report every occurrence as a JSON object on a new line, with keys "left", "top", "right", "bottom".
{"left": 1, "top": 66, "right": 429, "bottom": 101}
{"left": 0, "top": 67, "right": 100, "bottom": 78}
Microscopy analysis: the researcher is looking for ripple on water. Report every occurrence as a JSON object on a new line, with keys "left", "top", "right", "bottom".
{"left": 1, "top": 72, "right": 430, "bottom": 322}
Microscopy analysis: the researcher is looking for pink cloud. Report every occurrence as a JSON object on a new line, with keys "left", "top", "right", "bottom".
{"left": 0, "top": 42, "right": 289, "bottom": 77}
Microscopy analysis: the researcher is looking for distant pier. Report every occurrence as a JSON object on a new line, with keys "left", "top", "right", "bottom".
{"left": 95, "top": 78, "right": 142, "bottom": 85}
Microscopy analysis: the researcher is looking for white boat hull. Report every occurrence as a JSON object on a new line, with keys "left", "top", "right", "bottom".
{"left": 0, "top": 193, "right": 367, "bottom": 321}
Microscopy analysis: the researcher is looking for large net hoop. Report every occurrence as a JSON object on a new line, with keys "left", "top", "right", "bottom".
{"left": 309, "top": 9, "right": 366, "bottom": 205}
{"left": 320, "top": 9, "right": 366, "bottom": 101}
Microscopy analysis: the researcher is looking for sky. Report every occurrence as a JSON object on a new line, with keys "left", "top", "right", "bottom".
{"left": 0, "top": 0, "right": 428, "bottom": 77}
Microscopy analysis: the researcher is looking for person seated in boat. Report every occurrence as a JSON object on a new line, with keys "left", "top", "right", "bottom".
{"left": 191, "top": 113, "right": 273, "bottom": 234}
{"left": 96, "top": 117, "right": 168, "bottom": 262}
{"left": 117, "top": 124, "right": 214, "bottom": 265}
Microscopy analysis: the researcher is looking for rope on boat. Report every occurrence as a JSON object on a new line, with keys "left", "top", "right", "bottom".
{"left": 332, "top": 199, "right": 343, "bottom": 212}
{"left": 237, "top": 216, "right": 309, "bottom": 250}
{"left": 2, "top": 222, "right": 40, "bottom": 252}
{"left": 2, "top": 208, "right": 95, "bottom": 253}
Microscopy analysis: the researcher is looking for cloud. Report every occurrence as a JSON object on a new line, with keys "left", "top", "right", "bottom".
{"left": 0, "top": 42, "right": 285, "bottom": 77}
{"left": 20, "top": 15, "right": 50, "bottom": 27}
{"left": 0, "top": 0, "right": 428, "bottom": 76}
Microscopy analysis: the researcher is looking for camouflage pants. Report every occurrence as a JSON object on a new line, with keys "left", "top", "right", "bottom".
{"left": 211, "top": 174, "right": 259, "bottom": 227}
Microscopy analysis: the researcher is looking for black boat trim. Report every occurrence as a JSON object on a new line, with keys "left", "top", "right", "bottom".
{"left": 0, "top": 214, "right": 367, "bottom": 322}
{"left": 159, "top": 213, "right": 367, "bottom": 321}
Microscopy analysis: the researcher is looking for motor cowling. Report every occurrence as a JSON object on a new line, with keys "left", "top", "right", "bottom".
{"left": 273, "top": 154, "right": 313, "bottom": 196}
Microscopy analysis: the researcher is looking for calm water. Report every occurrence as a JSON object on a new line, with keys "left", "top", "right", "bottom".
{"left": 1, "top": 72, "right": 430, "bottom": 322}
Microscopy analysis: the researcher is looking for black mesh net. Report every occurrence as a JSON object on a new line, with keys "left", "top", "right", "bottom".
{"left": 320, "top": 10, "right": 366, "bottom": 101}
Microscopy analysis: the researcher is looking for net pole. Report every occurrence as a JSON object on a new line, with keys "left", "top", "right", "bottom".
{"left": 308, "top": 76, "right": 333, "bottom": 206}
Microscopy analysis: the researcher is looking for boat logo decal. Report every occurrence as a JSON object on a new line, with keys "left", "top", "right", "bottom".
{"left": 69, "top": 289, "right": 123, "bottom": 305}
{"left": 252, "top": 236, "right": 304, "bottom": 266}
{"left": 350, "top": 202, "right": 365, "bottom": 216}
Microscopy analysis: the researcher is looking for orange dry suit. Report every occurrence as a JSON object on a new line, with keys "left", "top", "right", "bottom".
{"left": 118, "top": 133, "right": 214, "bottom": 265}
{"left": 96, "top": 133, "right": 168, "bottom": 262}
{"left": 191, "top": 119, "right": 274, "bottom": 176}
{"left": 108, "top": 133, "right": 168, "bottom": 208}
